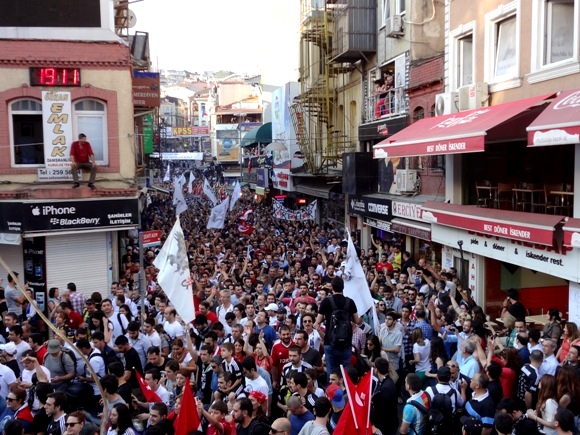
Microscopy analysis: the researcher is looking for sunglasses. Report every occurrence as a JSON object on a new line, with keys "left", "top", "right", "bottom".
{"left": 66, "top": 422, "right": 80, "bottom": 427}
{"left": 270, "top": 430, "right": 285, "bottom": 434}
{"left": 6, "top": 398, "right": 15, "bottom": 402}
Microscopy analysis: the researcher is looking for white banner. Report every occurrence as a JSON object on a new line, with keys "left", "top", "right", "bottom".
{"left": 207, "top": 196, "right": 230, "bottom": 229}
{"left": 273, "top": 200, "right": 317, "bottom": 221}
{"left": 432, "top": 225, "right": 580, "bottom": 282}
{"left": 42, "top": 91, "right": 73, "bottom": 168}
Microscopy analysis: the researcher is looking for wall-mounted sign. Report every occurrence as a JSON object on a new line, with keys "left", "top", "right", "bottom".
{"left": 42, "top": 91, "right": 73, "bottom": 169}
{"left": 30, "top": 67, "right": 81, "bottom": 87}
{"left": 348, "top": 195, "right": 393, "bottom": 221}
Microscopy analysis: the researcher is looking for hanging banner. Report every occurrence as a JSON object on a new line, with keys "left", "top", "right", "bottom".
{"left": 42, "top": 91, "right": 73, "bottom": 169}
{"left": 273, "top": 200, "right": 317, "bottom": 221}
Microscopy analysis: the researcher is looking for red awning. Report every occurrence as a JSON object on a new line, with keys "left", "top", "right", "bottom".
{"left": 373, "top": 94, "right": 552, "bottom": 158}
{"left": 421, "top": 201, "right": 565, "bottom": 246}
{"left": 527, "top": 88, "right": 580, "bottom": 147}
{"left": 563, "top": 218, "right": 580, "bottom": 247}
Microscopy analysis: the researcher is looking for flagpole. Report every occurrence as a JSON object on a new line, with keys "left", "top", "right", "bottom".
{"left": 366, "top": 370, "right": 373, "bottom": 435}
{"left": 340, "top": 365, "right": 359, "bottom": 430}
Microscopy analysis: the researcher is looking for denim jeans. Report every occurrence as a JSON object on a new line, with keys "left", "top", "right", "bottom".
{"left": 324, "top": 345, "right": 352, "bottom": 381}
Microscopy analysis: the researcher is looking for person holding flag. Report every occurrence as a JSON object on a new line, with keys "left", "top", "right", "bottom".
{"left": 133, "top": 368, "right": 170, "bottom": 411}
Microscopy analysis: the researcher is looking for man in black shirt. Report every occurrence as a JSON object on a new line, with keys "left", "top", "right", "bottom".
{"left": 196, "top": 345, "right": 215, "bottom": 405}
{"left": 114, "top": 335, "right": 143, "bottom": 389}
{"left": 45, "top": 392, "right": 67, "bottom": 435}
{"left": 143, "top": 346, "right": 167, "bottom": 373}
{"left": 233, "top": 398, "right": 270, "bottom": 435}
{"left": 501, "top": 289, "right": 526, "bottom": 321}
{"left": 372, "top": 358, "right": 398, "bottom": 435}
{"left": 294, "top": 330, "right": 322, "bottom": 371}
{"left": 290, "top": 372, "right": 318, "bottom": 412}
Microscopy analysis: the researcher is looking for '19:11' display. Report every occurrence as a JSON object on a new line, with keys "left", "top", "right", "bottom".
{"left": 29, "top": 67, "right": 81, "bottom": 87}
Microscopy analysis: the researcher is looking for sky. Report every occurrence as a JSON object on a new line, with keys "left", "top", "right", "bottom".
{"left": 130, "top": 0, "right": 300, "bottom": 86}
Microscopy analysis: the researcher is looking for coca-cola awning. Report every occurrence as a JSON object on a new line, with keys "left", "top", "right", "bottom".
{"left": 421, "top": 201, "right": 565, "bottom": 246}
{"left": 373, "top": 94, "right": 552, "bottom": 158}
{"left": 563, "top": 218, "right": 580, "bottom": 247}
{"left": 527, "top": 89, "right": 580, "bottom": 147}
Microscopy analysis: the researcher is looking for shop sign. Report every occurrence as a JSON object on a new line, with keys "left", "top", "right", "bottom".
{"left": 0, "top": 199, "right": 140, "bottom": 233}
{"left": 132, "top": 72, "right": 160, "bottom": 108}
{"left": 256, "top": 168, "right": 268, "bottom": 188}
{"left": 23, "top": 237, "right": 47, "bottom": 305}
{"left": 42, "top": 91, "right": 73, "bottom": 169}
{"left": 171, "top": 126, "right": 209, "bottom": 137}
{"left": 391, "top": 221, "right": 431, "bottom": 240}
{"left": 348, "top": 195, "right": 392, "bottom": 221}
{"left": 392, "top": 201, "right": 424, "bottom": 221}
{"left": 141, "top": 230, "right": 161, "bottom": 247}
{"left": 433, "top": 225, "right": 580, "bottom": 282}
{"left": 364, "top": 217, "right": 391, "bottom": 231}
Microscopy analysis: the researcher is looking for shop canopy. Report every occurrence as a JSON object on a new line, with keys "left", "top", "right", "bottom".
{"left": 563, "top": 218, "right": 580, "bottom": 247}
{"left": 241, "top": 122, "right": 272, "bottom": 147}
{"left": 373, "top": 94, "right": 552, "bottom": 158}
{"left": 527, "top": 88, "right": 580, "bottom": 147}
{"left": 421, "top": 201, "right": 565, "bottom": 246}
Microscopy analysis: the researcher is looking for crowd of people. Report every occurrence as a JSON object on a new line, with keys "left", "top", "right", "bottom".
{"left": 0, "top": 179, "right": 578, "bottom": 435}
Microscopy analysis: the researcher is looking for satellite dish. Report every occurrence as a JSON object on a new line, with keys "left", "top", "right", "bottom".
{"left": 128, "top": 10, "right": 137, "bottom": 28}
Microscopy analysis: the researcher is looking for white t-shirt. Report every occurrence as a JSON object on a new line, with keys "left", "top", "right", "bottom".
{"left": 245, "top": 375, "right": 269, "bottom": 396}
{"left": 413, "top": 339, "right": 431, "bottom": 372}
{"left": 22, "top": 366, "right": 51, "bottom": 411}
{"left": 14, "top": 340, "right": 31, "bottom": 371}
{"left": 147, "top": 331, "right": 162, "bottom": 348}
{"left": 107, "top": 312, "right": 129, "bottom": 345}
{"left": 541, "top": 398, "right": 558, "bottom": 435}
{"left": 163, "top": 321, "right": 185, "bottom": 341}
{"left": 0, "top": 363, "right": 16, "bottom": 396}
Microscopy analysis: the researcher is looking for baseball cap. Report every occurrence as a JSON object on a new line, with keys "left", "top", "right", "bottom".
{"left": 47, "top": 339, "right": 61, "bottom": 354}
{"left": 326, "top": 384, "right": 346, "bottom": 408}
{"left": 266, "top": 303, "right": 279, "bottom": 312}
{"left": 460, "top": 417, "right": 483, "bottom": 435}
{"left": 0, "top": 342, "right": 16, "bottom": 355}
{"left": 277, "top": 307, "right": 287, "bottom": 315}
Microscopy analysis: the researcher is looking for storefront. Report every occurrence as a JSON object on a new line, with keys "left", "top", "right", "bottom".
{"left": 422, "top": 201, "right": 572, "bottom": 318}
{"left": 0, "top": 198, "right": 139, "bottom": 303}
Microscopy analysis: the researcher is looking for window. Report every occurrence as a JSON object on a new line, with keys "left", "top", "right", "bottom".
{"left": 449, "top": 21, "right": 475, "bottom": 90}
{"left": 458, "top": 35, "right": 474, "bottom": 86}
{"left": 413, "top": 106, "right": 424, "bottom": 122}
{"left": 545, "top": 0, "right": 574, "bottom": 64}
{"left": 484, "top": 1, "right": 521, "bottom": 91}
{"left": 397, "top": 0, "right": 406, "bottom": 15}
{"left": 494, "top": 17, "right": 517, "bottom": 79}
{"left": 381, "top": 0, "right": 390, "bottom": 27}
{"left": 73, "top": 99, "right": 108, "bottom": 165}
{"left": 10, "top": 99, "right": 44, "bottom": 166}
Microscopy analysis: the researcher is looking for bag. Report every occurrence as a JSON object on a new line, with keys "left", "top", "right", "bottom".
{"left": 60, "top": 348, "right": 78, "bottom": 376}
{"left": 411, "top": 386, "right": 455, "bottom": 435}
{"left": 117, "top": 313, "right": 127, "bottom": 335}
{"left": 327, "top": 296, "right": 352, "bottom": 349}
{"left": 247, "top": 418, "right": 270, "bottom": 435}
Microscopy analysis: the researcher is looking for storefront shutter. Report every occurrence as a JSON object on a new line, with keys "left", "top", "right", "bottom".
{"left": 45, "top": 232, "right": 108, "bottom": 299}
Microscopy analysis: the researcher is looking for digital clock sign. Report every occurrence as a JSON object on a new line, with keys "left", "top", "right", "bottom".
{"left": 29, "top": 67, "right": 81, "bottom": 87}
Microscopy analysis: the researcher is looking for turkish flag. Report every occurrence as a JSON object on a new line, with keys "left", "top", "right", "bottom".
{"left": 239, "top": 209, "right": 253, "bottom": 221}
{"left": 238, "top": 224, "right": 255, "bottom": 235}
{"left": 334, "top": 403, "right": 357, "bottom": 434}
{"left": 175, "top": 383, "right": 201, "bottom": 435}
{"left": 341, "top": 366, "right": 372, "bottom": 432}
{"left": 136, "top": 370, "right": 162, "bottom": 403}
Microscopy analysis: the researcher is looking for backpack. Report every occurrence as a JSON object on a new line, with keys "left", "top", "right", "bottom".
{"left": 117, "top": 313, "right": 127, "bottom": 335}
{"left": 245, "top": 417, "right": 270, "bottom": 435}
{"left": 410, "top": 386, "right": 455, "bottom": 435}
{"left": 60, "top": 347, "right": 78, "bottom": 375}
{"left": 327, "top": 296, "right": 352, "bottom": 349}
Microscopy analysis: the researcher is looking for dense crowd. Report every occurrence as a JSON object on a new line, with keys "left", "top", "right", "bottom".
{"left": 0, "top": 180, "right": 579, "bottom": 435}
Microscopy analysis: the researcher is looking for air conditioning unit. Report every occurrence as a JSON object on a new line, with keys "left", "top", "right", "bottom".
{"left": 395, "top": 169, "right": 418, "bottom": 192}
{"left": 458, "top": 83, "right": 489, "bottom": 111}
{"left": 385, "top": 15, "right": 404, "bottom": 38}
{"left": 434, "top": 92, "right": 458, "bottom": 116}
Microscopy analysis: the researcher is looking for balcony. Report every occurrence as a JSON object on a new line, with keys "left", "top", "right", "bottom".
{"left": 364, "top": 87, "right": 408, "bottom": 123}
{"left": 330, "top": 0, "right": 377, "bottom": 63}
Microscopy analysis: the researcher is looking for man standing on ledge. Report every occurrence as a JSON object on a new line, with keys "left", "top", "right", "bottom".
{"left": 70, "top": 133, "right": 97, "bottom": 189}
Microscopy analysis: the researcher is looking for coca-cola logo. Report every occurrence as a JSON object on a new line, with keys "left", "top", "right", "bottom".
{"left": 553, "top": 91, "right": 580, "bottom": 110}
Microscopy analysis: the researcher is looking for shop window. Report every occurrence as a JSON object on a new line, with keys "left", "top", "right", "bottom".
{"left": 73, "top": 99, "right": 108, "bottom": 165}
{"left": 413, "top": 106, "right": 424, "bottom": 122}
{"left": 10, "top": 99, "right": 45, "bottom": 166}
{"left": 494, "top": 17, "right": 517, "bottom": 78}
{"left": 545, "top": 0, "right": 575, "bottom": 64}
{"left": 458, "top": 35, "right": 474, "bottom": 86}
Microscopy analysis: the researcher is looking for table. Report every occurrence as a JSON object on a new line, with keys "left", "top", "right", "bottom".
{"left": 512, "top": 188, "right": 543, "bottom": 212}
{"left": 525, "top": 314, "right": 549, "bottom": 326}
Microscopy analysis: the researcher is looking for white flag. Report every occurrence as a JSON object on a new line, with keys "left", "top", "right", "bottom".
{"left": 188, "top": 171, "right": 195, "bottom": 193}
{"left": 163, "top": 164, "right": 170, "bottom": 182}
{"left": 343, "top": 230, "right": 380, "bottom": 334}
{"left": 152, "top": 219, "right": 195, "bottom": 323}
{"left": 230, "top": 181, "right": 241, "bottom": 211}
{"left": 207, "top": 196, "right": 230, "bottom": 229}
{"left": 146, "top": 194, "right": 152, "bottom": 207}
{"left": 172, "top": 175, "right": 188, "bottom": 216}
{"left": 203, "top": 178, "right": 218, "bottom": 206}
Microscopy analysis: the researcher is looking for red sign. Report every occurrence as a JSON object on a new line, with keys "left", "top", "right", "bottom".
{"left": 142, "top": 230, "right": 161, "bottom": 247}
{"left": 421, "top": 201, "right": 564, "bottom": 246}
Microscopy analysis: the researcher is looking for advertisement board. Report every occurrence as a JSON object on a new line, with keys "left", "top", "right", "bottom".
{"left": 42, "top": 91, "right": 73, "bottom": 169}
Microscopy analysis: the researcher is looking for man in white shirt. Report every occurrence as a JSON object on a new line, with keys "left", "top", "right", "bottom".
{"left": 539, "top": 338, "right": 559, "bottom": 377}
{"left": 101, "top": 299, "right": 129, "bottom": 346}
{"left": 144, "top": 317, "right": 161, "bottom": 348}
{"left": 163, "top": 307, "right": 184, "bottom": 342}
{"left": 76, "top": 338, "right": 105, "bottom": 415}
{"left": 133, "top": 368, "right": 170, "bottom": 408}
{"left": 242, "top": 356, "right": 269, "bottom": 415}
{"left": 216, "top": 290, "right": 234, "bottom": 324}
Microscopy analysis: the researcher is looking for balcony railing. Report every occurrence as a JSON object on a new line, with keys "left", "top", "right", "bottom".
{"left": 364, "top": 87, "right": 407, "bottom": 123}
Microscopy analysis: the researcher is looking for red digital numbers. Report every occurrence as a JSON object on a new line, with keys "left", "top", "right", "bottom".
{"left": 30, "top": 68, "right": 81, "bottom": 87}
